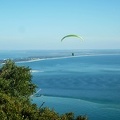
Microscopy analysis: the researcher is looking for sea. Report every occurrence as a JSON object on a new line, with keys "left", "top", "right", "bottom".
{"left": 0, "top": 49, "right": 120, "bottom": 120}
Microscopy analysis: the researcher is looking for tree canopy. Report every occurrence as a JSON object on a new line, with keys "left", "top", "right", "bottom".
{"left": 0, "top": 60, "right": 36, "bottom": 97}
{"left": 0, "top": 60, "right": 88, "bottom": 120}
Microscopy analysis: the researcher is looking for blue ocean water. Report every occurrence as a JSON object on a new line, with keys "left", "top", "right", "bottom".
{"left": 0, "top": 49, "right": 120, "bottom": 120}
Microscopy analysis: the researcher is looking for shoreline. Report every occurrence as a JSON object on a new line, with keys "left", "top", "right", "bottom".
{"left": 1, "top": 53, "right": 120, "bottom": 64}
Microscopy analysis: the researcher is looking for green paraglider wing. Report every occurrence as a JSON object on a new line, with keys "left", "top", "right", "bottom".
{"left": 61, "top": 34, "right": 83, "bottom": 42}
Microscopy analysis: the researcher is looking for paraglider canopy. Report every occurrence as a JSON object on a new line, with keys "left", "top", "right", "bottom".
{"left": 61, "top": 34, "right": 83, "bottom": 42}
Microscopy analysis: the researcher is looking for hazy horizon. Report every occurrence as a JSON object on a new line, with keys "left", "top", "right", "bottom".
{"left": 0, "top": 0, "right": 120, "bottom": 50}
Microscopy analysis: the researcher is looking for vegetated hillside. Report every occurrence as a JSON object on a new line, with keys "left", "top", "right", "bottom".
{"left": 0, "top": 60, "right": 87, "bottom": 120}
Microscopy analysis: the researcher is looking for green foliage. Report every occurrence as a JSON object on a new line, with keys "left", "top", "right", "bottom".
{"left": 76, "top": 115, "right": 88, "bottom": 120}
{"left": 60, "top": 112, "right": 74, "bottom": 120}
{"left": 0, "top": 92, "right": 88, "bottom": 120}
{"left": 0, "top": 60, "right": 88, "bottom": 120}
{"left": 0, "top": 59, "right": 36, "bottom": 97}
{"left": 0, "top": 92, "right": 37, "bottom": 120}
{"left": 0, "top": 78, "right": 11, "bottom": 94}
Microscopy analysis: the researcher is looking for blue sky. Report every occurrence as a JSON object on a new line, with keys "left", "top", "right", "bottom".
{"left": 0, "top": 0, "right": 120, "bottom": 50}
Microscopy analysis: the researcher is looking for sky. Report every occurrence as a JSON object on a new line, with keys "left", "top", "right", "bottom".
{"left": 0, "top": 0, "right": 120, "bottom": 50}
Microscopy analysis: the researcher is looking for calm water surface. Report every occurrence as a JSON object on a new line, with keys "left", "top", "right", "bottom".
{"left": 0, "top": 50, "right": 120, "bottom": 120}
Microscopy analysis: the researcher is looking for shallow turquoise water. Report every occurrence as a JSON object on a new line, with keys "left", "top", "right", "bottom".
{"left": 32, "top": 95, "right": 120, "bottom": 120}
{"left": 1, "top": 50, "right": 120, "bottom": 120}
{"left": 23, "top": 54, "right": 120, "bottom": 120}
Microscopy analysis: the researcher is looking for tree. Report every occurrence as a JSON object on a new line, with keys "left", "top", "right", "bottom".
{"left": 0, "top": 60, "right": 88, "bottom": 120}
{"left": 0, "top": 59, "right": 36, "bottom": 97}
